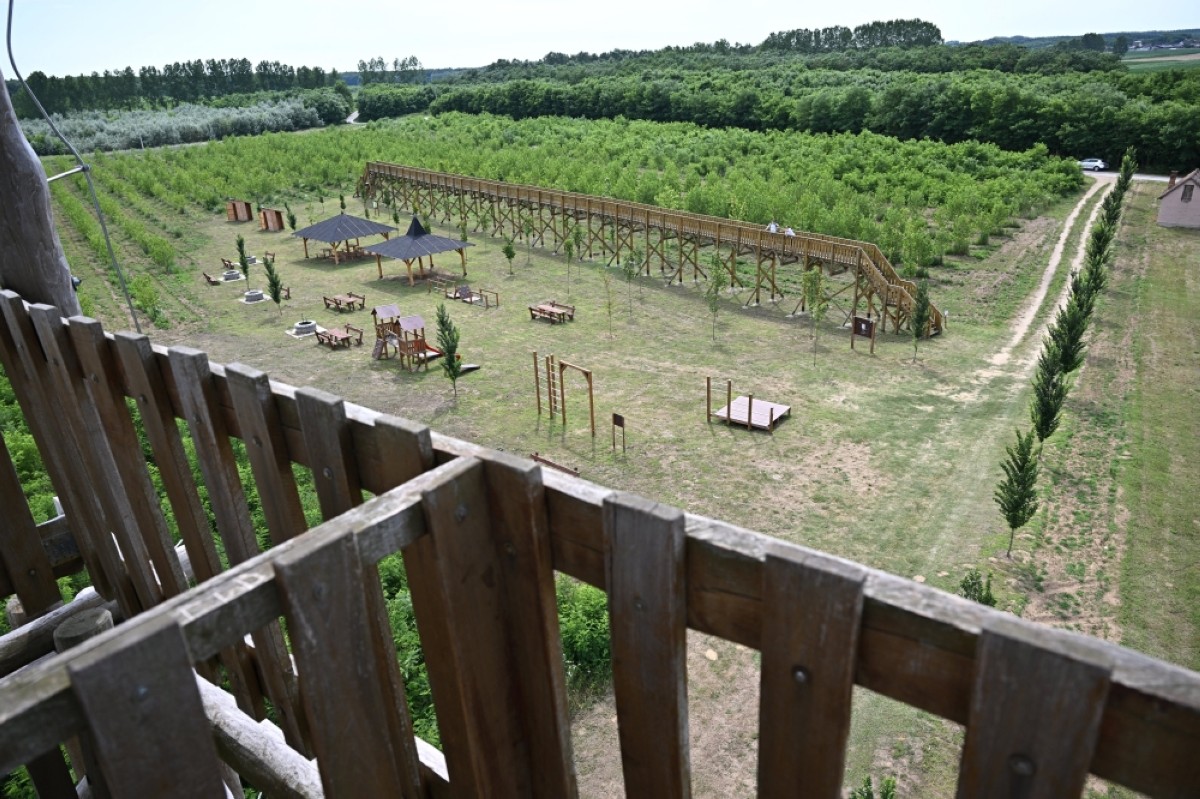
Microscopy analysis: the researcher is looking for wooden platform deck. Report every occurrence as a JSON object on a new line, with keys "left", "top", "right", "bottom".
{"left": 713, "top": 395, "right": 790, "bottom": 430}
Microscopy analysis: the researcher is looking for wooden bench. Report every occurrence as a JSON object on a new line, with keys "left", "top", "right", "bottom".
{"left": 263, "top": 251, "right": 276, "bottom": 265}
{"left": 202, "top": 272, "right": 222, "bottom": 286}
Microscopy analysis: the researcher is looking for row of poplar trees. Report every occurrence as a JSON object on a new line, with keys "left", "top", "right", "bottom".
{"left": 994, "top": 149, "right": 1138, "bottom": 557}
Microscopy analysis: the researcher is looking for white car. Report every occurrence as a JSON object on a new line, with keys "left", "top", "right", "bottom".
{"left": 1078, "top": 158, "right": 1107, "bottom": 171}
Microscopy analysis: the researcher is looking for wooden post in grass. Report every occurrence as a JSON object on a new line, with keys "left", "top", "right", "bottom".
{"left": 747, "top": 394, "right": 754, "bottom": 431}
{"left": 726, "top": 380, "right": 732, "bottom": 427}
{"left": 706, "top": 377, "right": 711, "bottom": 423}
{"left": 533, "top": 351, "right": 541, "bottom": 415}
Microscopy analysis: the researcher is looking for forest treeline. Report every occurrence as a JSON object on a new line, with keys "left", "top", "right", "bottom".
{"left": 357, "top": 64, "right": 1199, "bottom": 171}
{"left": 10, "top": 18, "right": 1199, "bottom": 170}
{"left": 7, "top": 58, "right": 344, "bottom": 116}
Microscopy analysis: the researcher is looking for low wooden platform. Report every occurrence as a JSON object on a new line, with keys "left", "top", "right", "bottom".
{"left": 713, "top": 396, "right": 790, "bottom": 430}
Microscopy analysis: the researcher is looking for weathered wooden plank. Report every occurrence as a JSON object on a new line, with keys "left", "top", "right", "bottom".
{"left": 295, "top": 387, "right": 363, "bottom": 515}
{"left": 294, "top": 387, "right": 422, "bottom": 786}
{"left": 29, "top": 304, "right": 156, "bottom": 613}
{"left": 407, "top": 457, "right": 533, "bottom": 796}
{"left": 757, "top": 547, "right": 865, "bottom": 798}
{"left": 166, "top": 346, "right": 276, "bottom": 720}
{"left": 274, "top": 527, "right": 423, "bottom": 799}
{"left": 110, "top": 332, "right": 221, "bottom": 589}
{"left": 67, "top": 317, "right": 186, "bottom": 598}
{"left": 67, "top": 616, "right": 226, "bottom": 798}
{"left": 956, "top": 616, "right": 1113, "bottom": 799}
{"left": 225, "top": 364, "right": 309, "bottom": 546}
{"left": 0, "top": 430, "right": 61, "bottom": 616}
{"left": 0, "top": 292, "right": 121, "bottom": 605}
{"left": 604, "top": 492, "right": 690, "bottom": 798}
{"left": 23, "top": 747, "right": 76, "bottom": 799}
{"left": 480, "top": 453, "right": 577, "bottom": 797}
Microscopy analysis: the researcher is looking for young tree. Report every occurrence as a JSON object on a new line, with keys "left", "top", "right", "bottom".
{"left": 571, "top": 225, "right": 586, "bottom": 262}
{"left": 435, "top": 303, "right": 463, "bottom": 398}
{"left": 563, "top": 238, "right": 575, "bottom": 300}
{"left": 502, "top": 237, "right": 517, "bottom": 276}
{"left": 800, "top": 267, "right": 828, "bottom": 366}
{"left": 236, "top": 234, "right": 251, "bottom": 288}
{"left": 522, "top": 216, "right": 535, "bottom": 264}
{"left": 1047, "top": 298, "right": 1089, "bottom": 374}
{"left": 264, "top": 258, "right": 285, "bottom": 317}
{"left": 705, "top": 256, "right": 729, "bottom": 341}
{"left": 959, "top": 569, "right": 997, "bottom": 607}
{"left": 339, "top": 194, "right": 346, "bottom": 212}
{"left": 621, "top": 250, "right": 639, "bottom": 315}
{"left": 284, "top": 202, "right": 297, "bottom": 232}
{"left": 602, "top": 269, "right": 615, "bottom": 339}
{"left": 849, "top": 776, "right": 897, "bottom": 799}
{"left": 995, "top": 428, "right": 1041, "bottom": 558}
{"left": 1030, "top": 343, "right": 1069, "bottom": 442}
{"left": 910, "top": 280, "right": 931, "bottom": 363}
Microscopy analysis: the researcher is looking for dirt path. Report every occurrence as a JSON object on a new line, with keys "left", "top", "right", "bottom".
{"left": 988, "top": 177, "right": 1111, "bottom": 367}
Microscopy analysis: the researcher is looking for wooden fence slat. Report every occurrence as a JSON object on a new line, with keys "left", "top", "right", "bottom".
{"left": 757, "top": 547, "right": 865, "bottom": 799}
{"left": 956, "top": 616, "right": 1113, "bottom": 799}
{"left": 28, "top": 305, "right": 158, "bottom": 614}
{"left": 67, "top": 317, "right": 186, "bottom": 598}
{"left": 294, "top": 388, "right": 423, "bottom": 786}
{"left": 67, "top": 616, "right": 226, "bottom": 798}
{"left": 167, "top": 346, "right": 295, "bottom": 729}
{"left": 274, "top": 525, "right": 424, "bottom": 799}
{"left": 480, "top": 453, "right": 576, "bottom": 797}
{"left": 110, "top": 333, "right": 222, "bottom": 588}
{"left": 0, "top": 430, "right": 61, "bottom": 616}
{"left": 295, "top": 387, "right": 362, "bottom": 517}
{"left": 603, "top": 492, "right": 690, "bottom": 799}
{"left": 226, "top": 364, "right": 308, "bottom": 545}
{"left": 407, "top": 457, "right": 559, "bottom": 796}
{"left": 0, "top": 292, "right": 122, "bottom": 605}
{"left": 23, "top": 748, "right": 77, "bottom": 799}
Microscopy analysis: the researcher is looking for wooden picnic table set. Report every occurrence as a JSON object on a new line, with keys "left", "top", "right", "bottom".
{"left": 528, "top": 300, "right": 576, "bottom": 324}
{"left": 323, "top": 293, "right": 366, "bottom": 312}
{"left": 315, "top": 324, "right": 364, "bottom": 350}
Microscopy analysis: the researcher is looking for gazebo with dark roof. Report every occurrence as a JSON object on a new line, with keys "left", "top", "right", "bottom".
{"left": 292, "top": 213, "right": 397, "bottom": 264}
{"left": 363, "top": 215, "right": 474, "bottom": 285}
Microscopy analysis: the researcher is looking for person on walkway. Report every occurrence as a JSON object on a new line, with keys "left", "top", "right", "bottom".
{"left": 784, "top": 226, "right": 795, "bottom": 237}
{"left": 766, "top": 220, "right": 779, "bottom": 233}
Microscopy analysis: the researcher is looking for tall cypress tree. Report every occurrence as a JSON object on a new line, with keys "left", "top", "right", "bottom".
{"left": 995, "top": 428, "right": 1041, "bottom": 558}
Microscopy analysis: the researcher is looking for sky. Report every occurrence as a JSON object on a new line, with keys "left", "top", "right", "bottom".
{"left": 5, "top": 0, "right": 1197, "bottom": 78}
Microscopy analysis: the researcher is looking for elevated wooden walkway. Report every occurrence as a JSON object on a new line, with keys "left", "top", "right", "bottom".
{"left": 3, "top": 294, "right": 1195, "bottom": 798}
{"left": 360, "top": 162, "right": 944, "bottom": 336}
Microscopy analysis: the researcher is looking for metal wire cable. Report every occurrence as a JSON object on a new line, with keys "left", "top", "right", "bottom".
{"left": 6, "top": 0, "right": 141, "bottom": 332}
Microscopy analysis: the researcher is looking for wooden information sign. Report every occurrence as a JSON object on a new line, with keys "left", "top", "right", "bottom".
{"left": 851, "top": 316, "right": 876, "bottom": 354}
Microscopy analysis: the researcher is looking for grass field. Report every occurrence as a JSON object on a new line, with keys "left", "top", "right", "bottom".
{"left": 48, "top": 165, "right": 1197, "bottom": 795}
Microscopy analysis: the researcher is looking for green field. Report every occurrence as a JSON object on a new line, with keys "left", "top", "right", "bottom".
{"left": 27, "top": 116, "right": 1196, "bottom": 795}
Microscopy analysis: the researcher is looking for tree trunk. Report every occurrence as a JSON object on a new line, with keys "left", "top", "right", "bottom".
{"left": 0, "top": 67, "right": 82, "bottom": 316}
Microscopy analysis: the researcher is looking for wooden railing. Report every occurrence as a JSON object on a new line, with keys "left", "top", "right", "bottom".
{"left": 361, "top": 162, "right": 944, "bottom": 334}
{"left": 1, "top": 292, "right": 1196, "bottom": 797}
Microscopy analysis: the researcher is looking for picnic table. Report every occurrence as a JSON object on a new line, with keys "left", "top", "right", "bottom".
{"left": 315, "top": 324, "right": 364, "bottom": 350}
{"left": 528, "top": 300, "right": 575, "bottom": 324}
{"left": 323, "top": 293, "right": 366, "bottom": 312}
